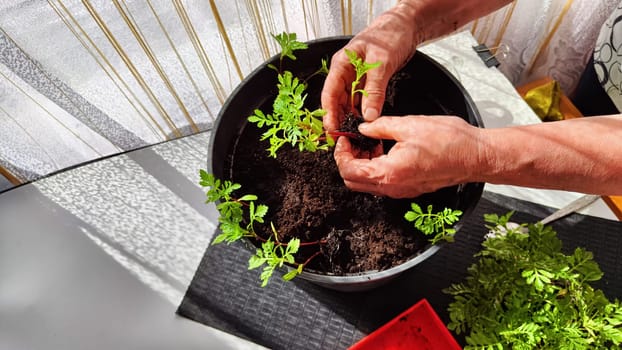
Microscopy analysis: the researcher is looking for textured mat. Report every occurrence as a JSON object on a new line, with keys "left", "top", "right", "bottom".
{"left": 177, "top": 192, "right": 622, "bottom": 349}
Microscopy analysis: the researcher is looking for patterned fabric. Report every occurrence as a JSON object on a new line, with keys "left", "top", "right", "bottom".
{"left": 0, "top": 1, "right": 616, "bottom": 192}
{"left": 594, "top": 1, "right": 622, "bottom": 112}
{"left": 0, "top": 0, "right": 352, "bottom": 192}
{"left": 474, "top": 0, "right": 618, "bottom": 94}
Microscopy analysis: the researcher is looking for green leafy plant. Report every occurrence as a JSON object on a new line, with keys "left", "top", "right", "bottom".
{"left": 200, "top": 169, "right": 319, "bottom": 286}
{"left": 249, "top": 32, "right": 332, "bottom": 158}
{"left": 345, "top": 48, "right": 381, "bottom": 112}
{"left": 445, "top": 212, "right": 622, "bottom": 349}
{"left": 248, "top": 224, "right": 304, "bottom": 287}
{"left": 248, "top": 70, "right": 332, "bottom": 157}
{"left": 404, "top": 204, "right": 463, "bottom": 244}
{"left": 269, "top": 32, "right": 308, "bottom": 71}
{"left": 200, "top": 169, "right": 263, "bottom": 244}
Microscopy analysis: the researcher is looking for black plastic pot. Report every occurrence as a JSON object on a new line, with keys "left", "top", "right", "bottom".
{"left": 209, "top": 36, "right": 484, "bottom": 292}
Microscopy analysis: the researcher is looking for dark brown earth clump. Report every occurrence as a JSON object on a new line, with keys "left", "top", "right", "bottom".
{"left": 336, "top": 112, "right": 381, "bottom": 153}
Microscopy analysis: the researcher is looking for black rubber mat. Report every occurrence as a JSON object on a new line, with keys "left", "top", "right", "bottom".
{"left": 177, "top": 192, "right": 622, "bottom": 349}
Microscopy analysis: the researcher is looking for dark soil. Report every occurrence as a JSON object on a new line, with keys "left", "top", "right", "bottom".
{"left": 227, "top": 123, "right": 429, "bottom": 275}
{"left": 335, "top": 112, "right": 381, "bottom": 153}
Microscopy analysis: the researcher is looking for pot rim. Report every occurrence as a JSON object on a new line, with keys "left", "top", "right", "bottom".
{"left": 299, "top": 244, "right": 442, "bottom": 282}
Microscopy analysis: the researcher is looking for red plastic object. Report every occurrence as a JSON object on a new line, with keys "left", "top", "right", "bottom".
{"left": 349, "top": 299, "right": 461, "bottom": 350}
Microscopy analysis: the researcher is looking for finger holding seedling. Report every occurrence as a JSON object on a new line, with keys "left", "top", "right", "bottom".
{"left": 345, "top": 49, "right": 381, "bottom": 116}
{"left": 335, "top": 115, "right": 483, "bottom": 198}
{"left": 321, "top": 2, "right": 422, "bottom": 130}
{"left": 325, "top": 50, "right": 383, "bottom": 154}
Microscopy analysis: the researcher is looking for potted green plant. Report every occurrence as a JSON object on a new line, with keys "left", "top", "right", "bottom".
{"left": 445, "top": 212, "right": 622, "bottom": 348}
{"left": 201, "top": 33, "right": 484, "bottom": 291}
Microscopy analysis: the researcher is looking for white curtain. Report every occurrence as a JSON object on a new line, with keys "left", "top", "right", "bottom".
{"left": 470, "top": 0, "right": 619, "bottom": 93}
{"left": 0, "top": 0, "right": 615, "bottom": 191}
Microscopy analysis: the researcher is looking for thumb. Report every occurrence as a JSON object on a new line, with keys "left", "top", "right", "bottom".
{"left": 360, "top": 68, "right": 390, "bottom": 122}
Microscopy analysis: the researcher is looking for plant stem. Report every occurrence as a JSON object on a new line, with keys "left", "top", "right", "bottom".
{"left": 299, "top": 239, "right": 327, "bottom": 246}
{"left": 300, "top": 250, "right": 322, "bottom": 267}
{"left": 252, "top": 232, "right": 325, "bottom": 247}
{"left": 327, "top": 130, "right": 358, "bottom": 139}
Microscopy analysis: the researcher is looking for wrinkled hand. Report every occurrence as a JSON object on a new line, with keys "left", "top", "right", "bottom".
{"left": 321, "top": 2, "right": 422, "bottom": 131}
{"left": 334, "top": 116, "right": 484, "bottom": 198}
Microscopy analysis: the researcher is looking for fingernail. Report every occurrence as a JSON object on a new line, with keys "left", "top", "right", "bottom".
{"left": 358, "top": 123, "right": 369, "bottom": 132}
{"left": 363, "top": 107, "right": 379, "bottom": 121}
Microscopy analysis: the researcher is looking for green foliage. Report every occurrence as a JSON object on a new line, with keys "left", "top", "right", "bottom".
{"left": 249, "top": 32, "right": 333, "bottom": 158}
{"left": 404, "top": 203, "right": 463, "bottom": 244}
{"left": 345, "top": 49, "right": 381, "bottom": 110}
{"left": 248, "top": 231, "right": 303, "bottom": 287}
{"left": 200, "top": 169, "right": 240, "bottom": 203}
{"left": 200, "top": 170, "right": 308, "bottom": 286}
{"left": 483, "top": 211, "right": 515, "bottom": 230}
{"left": 318, "top": 58, "right": 329, "bottom": 75}
{"left": 272, "top": 32, "right": 308, "bottom": 63}
{"left": 248, "top": 70, "right": 333, "bottom": 157}
{"left": 445, "top": 212, "right": 622, "bottom": 349}
{"left": 200, "top": 169, "right": 262, "bottom": 244}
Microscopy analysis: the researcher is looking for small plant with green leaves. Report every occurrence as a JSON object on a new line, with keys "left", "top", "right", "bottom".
{"left": 248, "top": 32, "right": 332, "bottom": 158}
{"left": 268, "top": 32, "right": 310, "bottom": 72}
{"left": 404, "top": 204, "right": 463, "bottom": 244}
{"left": 200, "top": 169, "right": 265, "bottom": 245}
{"left": 444, "top": 212, "right": 622, "bottom": 349}
{"left": 200, "top": 169, "right": 321, "bottom": 286}
{"left": 248, "top": 226, "right": 303, "bottom": 287}
{"left": 345, "top": 48, "right": 381, "bottom": 113}
{"left": 329, "top": 49, "right": 382, "bottom": 153}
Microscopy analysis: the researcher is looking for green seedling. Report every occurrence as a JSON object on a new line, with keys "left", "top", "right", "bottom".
{"left": 344, "top": 48, "right": 381, "bottom": 113}
{"left": 404, "top": 203, "right": 463, "bottom": 244}
{"left": 200, "top": 170, "right": 322, "bottom": 286}
{"left": 269, "top": 32, "right": 308, "bottom": 72}
{"left": 249, "top": 32, "right": 332, "bottom": 158}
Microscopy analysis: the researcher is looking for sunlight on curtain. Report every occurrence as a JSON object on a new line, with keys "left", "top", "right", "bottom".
{"left": 0, "top": 0, "right": 616, "bottom": 190}
{"left": 469, "top": 0, "right": 619, "bottom": 93}
{"left": 0, "top": 0, "right": 393, "bottom": 189}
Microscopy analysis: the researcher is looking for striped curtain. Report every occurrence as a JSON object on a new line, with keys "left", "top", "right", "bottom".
{"left": 0, "top": 0, "right": 615, "bottom": 191}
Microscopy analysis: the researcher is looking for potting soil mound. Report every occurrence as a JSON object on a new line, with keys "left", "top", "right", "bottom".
{"left": 228, "top": 124, "right": 426, "bottom": 274}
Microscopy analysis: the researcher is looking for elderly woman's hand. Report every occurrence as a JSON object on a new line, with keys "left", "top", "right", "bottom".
{"left": 321, "top": 1, "right": 422, "bottom": 131}
{"left": 333, "top": 115, "right": 484, "bottom": 198}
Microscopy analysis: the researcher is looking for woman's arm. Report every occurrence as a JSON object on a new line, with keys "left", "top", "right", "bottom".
{"left": 478, "top": 115, "right": 622, "bottom": 194}
{"left": 401, "top": 0, "right": 513, "bottom": 43}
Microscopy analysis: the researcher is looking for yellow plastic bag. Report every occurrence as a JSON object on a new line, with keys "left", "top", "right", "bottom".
{"left": 524, "top": 80, "right": 564, "bottom": 122}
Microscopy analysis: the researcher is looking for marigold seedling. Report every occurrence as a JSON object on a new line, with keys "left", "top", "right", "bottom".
{"left": 269, "top": 32, "right": 308, "bottom": 72}
{"left": 200, "top": 170, "right": 321, "bottom": 286}
{"left": 249, "top": 32, "right": 333, "bottom": 158}
{"left": 248, "top": 70, "right": 332, "bottom": 157}
{"left": 404, "top": 203, "right": 462, "bottom": 244}
{"left": 344, "top": 49, "right": 381, "bottom": 113}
